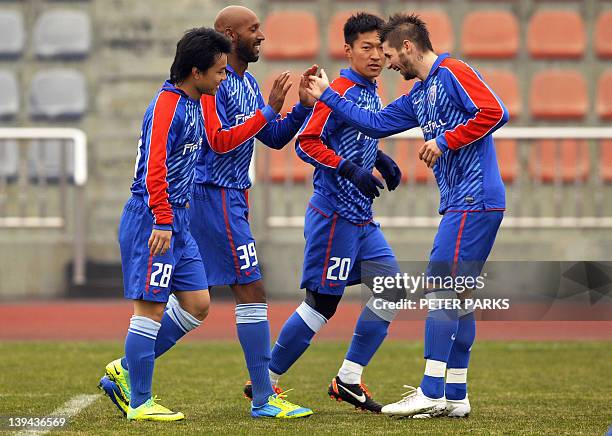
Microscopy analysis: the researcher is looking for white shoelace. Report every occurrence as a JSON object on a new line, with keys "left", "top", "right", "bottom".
{"left": 397, "top": 385, "right": 419, "bottom": 404}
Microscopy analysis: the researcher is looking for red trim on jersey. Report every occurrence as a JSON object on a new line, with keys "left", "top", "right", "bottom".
{"left": 296, "top": 77, "right": 355, "bottom": 169}
{"left": 146, "top": 91, "right": 180, "bottom": 225}
{"left": 451, "top": 212, "right": 468, "bottom": 277}
{"left": 244, "top": 190, "right": 249, "bottom": 209}
{"left": 201, "top": 94, "right": 269, "bottom": 154}
{"left": 308, "top": 203, "right": 330, "bottom": 218}
{"left": 439, "top": 58, "right": 505, "bottom": 151}
{"left": 444, "top": 208, "right": 506, "bottom": 214}
{"left": 221, "top": 188, "right": 242, "bottom": 277}
{"left": 321, "top": 213, "right": 339, "bottom": 287}
{"left": 144, "top": 252, "right": 154, "bottom": 294}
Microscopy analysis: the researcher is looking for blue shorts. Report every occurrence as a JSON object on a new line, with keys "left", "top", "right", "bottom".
{"left": 118, "top": 196, "right": 208, "bottom": 303}
{"left": 427, "top": 210, "right": 503, "bottom": 279}
{"left": 190, "top": 183, "right": 261, "bottom": 286}
{"left": 301, "top": 194, "right": 398, "bottom": 296}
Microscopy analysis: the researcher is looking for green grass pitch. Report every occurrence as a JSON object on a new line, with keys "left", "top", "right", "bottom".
{"left": 1, "top": 340, "right": 611, "bottom": 435}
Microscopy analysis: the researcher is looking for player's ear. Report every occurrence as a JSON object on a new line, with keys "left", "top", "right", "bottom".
{"left": 192, "top": 66, "right": 200, "bottom": 79}
{"left": 344, "top": 43, "right": 352, "bottom": 60}
{"left": 224, "top": 28, "right": 237, "bottom": 44}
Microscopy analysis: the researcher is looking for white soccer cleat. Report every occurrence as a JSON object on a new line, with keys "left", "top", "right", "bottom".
{"left": 381, "top": 386, "right": 446, "bottom": 418}
{"left": 445, "top": 395, "right": 470, "bottom": 418}
{"left": 412, "top": 395, "right": 471, "bottom": 419}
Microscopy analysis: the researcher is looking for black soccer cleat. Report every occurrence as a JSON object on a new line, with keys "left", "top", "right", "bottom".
{"left": 328, "top": 376, "right": 382, "bottom": 413}
{"left": 243, "top": 380, "right": 283, "bottom": 400}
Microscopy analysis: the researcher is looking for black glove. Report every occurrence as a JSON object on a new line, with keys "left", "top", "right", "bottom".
{"left": 337, "top": 159, "right": 384, "bottom": 199}
{"left": 375, "top": 150, "right": 402, "bottom": 191}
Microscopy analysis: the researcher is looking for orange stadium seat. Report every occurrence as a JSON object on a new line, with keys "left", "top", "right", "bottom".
{"left": 596, "top": 71, "right": 612, "bottom": 120}
{"left": 462, "top": 10, "right": 519, "bottom": 58}
{"left": 262, "top": 71, "right": 303, "bottom": 117}
{"left": 527, "top": 10, "right": 585, "bottom": 59}
{"left": 480, "top": 69, "right": 521, "bottom": 119}
{"left": 262, "top": 11, "right": 319, "bottom": 60}
{"left": 600, "top": 141, "right": 612, "bottom": 183}
{"left": 257, "top": 145, "right": 311, "bottom": 183}
{"left": 392, "top": 140, "right": 435, "bottom": 184}
{"left": 328, "top": 11, "right": 352, "bottom": 60}
{"left": 414, "top": 10, "right": 454, "bottom": 54}
{"left": 529, "top": 140, "right": 590, "bottom": 183}
{"left": 530, "top": 70, "right": 587, "bottom": 120}
{"left": 495, "top": 139, "right": 519, "bottom": 183}
{"left": 595, "top": 12, "right": 612, "bottom": 58}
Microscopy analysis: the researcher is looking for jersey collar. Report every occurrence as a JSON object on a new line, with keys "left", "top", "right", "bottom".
{"left": 340, "top": 68, "right": 378, "bottom": 91}
{"left": 161, "top": 80, "right": 198, "bottom": 102}
{"left": 425, "top": 53, "right": 451, "bottom": 81}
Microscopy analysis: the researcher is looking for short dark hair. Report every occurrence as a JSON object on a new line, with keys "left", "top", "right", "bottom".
{"left": 343, "top": 12, "right": 384, "bottom": 46}
{"left": 169, "top": 27, "right": 231, "bottom": 84}
{"left": 380, "top": 13, "right": 434, "bottom": 52}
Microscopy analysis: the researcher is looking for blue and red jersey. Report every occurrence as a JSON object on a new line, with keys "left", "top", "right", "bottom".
{"left": 131, "top": 81, "right": 205, "bottom": 229}
{"left": 296, "top": 68, "right": 382, "bottom": 224}
{"left": 195, "top": 65, "right": 311, "bottom": 189}
{"left": 319, "top": 53, "right": 509, "bottom": 214}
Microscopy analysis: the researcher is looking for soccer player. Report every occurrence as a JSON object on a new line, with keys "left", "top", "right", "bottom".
{"left": 97, "top": 28, "right": 232, "bottom": 421}
{"left": 189, "top": 6, "right": 315, "bottom": 418}
{"left": 305, "top": 13, "right": 509, "bottom": 418}
{"left": 264, "top": 12, "right": 404, "bottom": 414}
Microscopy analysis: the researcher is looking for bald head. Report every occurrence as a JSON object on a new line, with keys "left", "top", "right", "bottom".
{"left": 214, "top": 5, "right": 264, "bottom": 65}
{"left": 214, "top": 5, "right": 258, "bottom": 33}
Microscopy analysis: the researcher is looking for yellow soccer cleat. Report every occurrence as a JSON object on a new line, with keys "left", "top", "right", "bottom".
{"left": 251, "top": 390, "right": 313, "bottom": 419}
{"left": 127, "top": 397, "right": 185, "bottom": 422}
{"left": 105, "top": 358, "right": 130, "bottom": 404}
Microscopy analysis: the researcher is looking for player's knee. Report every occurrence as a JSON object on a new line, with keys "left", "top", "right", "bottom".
{"left": 232, "top": 280, "right": 266, "bottom": 304}
{"left": 188, "top": 300, "right": 209, "bottom": 321}
{"left": 133, "top": 300, "right": 166, "bottom": 323}
{"left": 304, "top": 289, "right": 341, "bottom": 320}
{"left": 181, "top": 295, "right": 210, "bottom": 321}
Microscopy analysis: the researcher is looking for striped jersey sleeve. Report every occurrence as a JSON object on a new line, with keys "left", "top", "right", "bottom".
{"left": 200, "top": 90, "right": 276, "bottom": 155}
{"left": 295, "top": 77, "right": 355, "bottom": 170}
{"left": 143, "top": 90, "right": 182, "bottom": 227}
{"left": 436, "top": 58, "right": 509, "bottom": 152}
{"left": 318, "top": 86, "right": 419, "bottom": 139}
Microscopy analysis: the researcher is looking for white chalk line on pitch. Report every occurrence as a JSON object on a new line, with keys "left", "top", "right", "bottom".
{"left": 16, "top": 393, "right": 101, "bottom": 435}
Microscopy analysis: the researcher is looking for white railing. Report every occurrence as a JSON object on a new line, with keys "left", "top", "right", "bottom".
{"left": 0, "top": 128, "right": 88, "bottom": 284}
{"left": 263, "top": 127, "right": 612, "bottom": 229}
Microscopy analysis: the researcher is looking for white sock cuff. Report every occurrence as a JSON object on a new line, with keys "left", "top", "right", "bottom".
{"left": 296, "top": 302, "right": 327, "bottom": 332}
{"left": 338, "top": 359, "right": 364, "bottom": 384}
{"left": 166, "top": 294, "right": 202, "bottom": 333}
{"left": 446, "top": 368, "right": 468, "bottom": 384}
{"left": 341, "top": 359, "right": 364, "bottom": 375}
{"left": 235, "top": 303, "right": 268, "bottom": 324}
{"left": 128, "top": 315, "right": 161, "bottom": 340}
{"left": 424, "top": 359, "right": 447, "bottom": 378}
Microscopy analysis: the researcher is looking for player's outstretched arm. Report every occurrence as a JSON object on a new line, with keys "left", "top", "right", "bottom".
{"left": 256, "top": 66, "right": 318, "bottom": 150}
{"left": 307, "top": 69, "right": 419, "bottom": 139}
{"left": 201, "top": 74, "right": 292, "bottom": 154}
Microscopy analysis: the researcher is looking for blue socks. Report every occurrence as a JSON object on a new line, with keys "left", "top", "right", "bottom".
{"left": 345, "top": 306, "right": 390, "bottom": 367}
{"left": 125, "top": 315, "right": 160, "bottom": 408}
{"left": 446, "top": 311, "right": 475, "bottom": 400}
{"left": 236, "top": 303, "right": 275, "bottom": 407}
{"left": 420, "top": 305, "right": 459, "bottom": 399}
{"left": 120, "top": 295, "right": 202, "bottom": 371}
{"left": 269, "top": 302, "right": 327, "bottom": 377}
